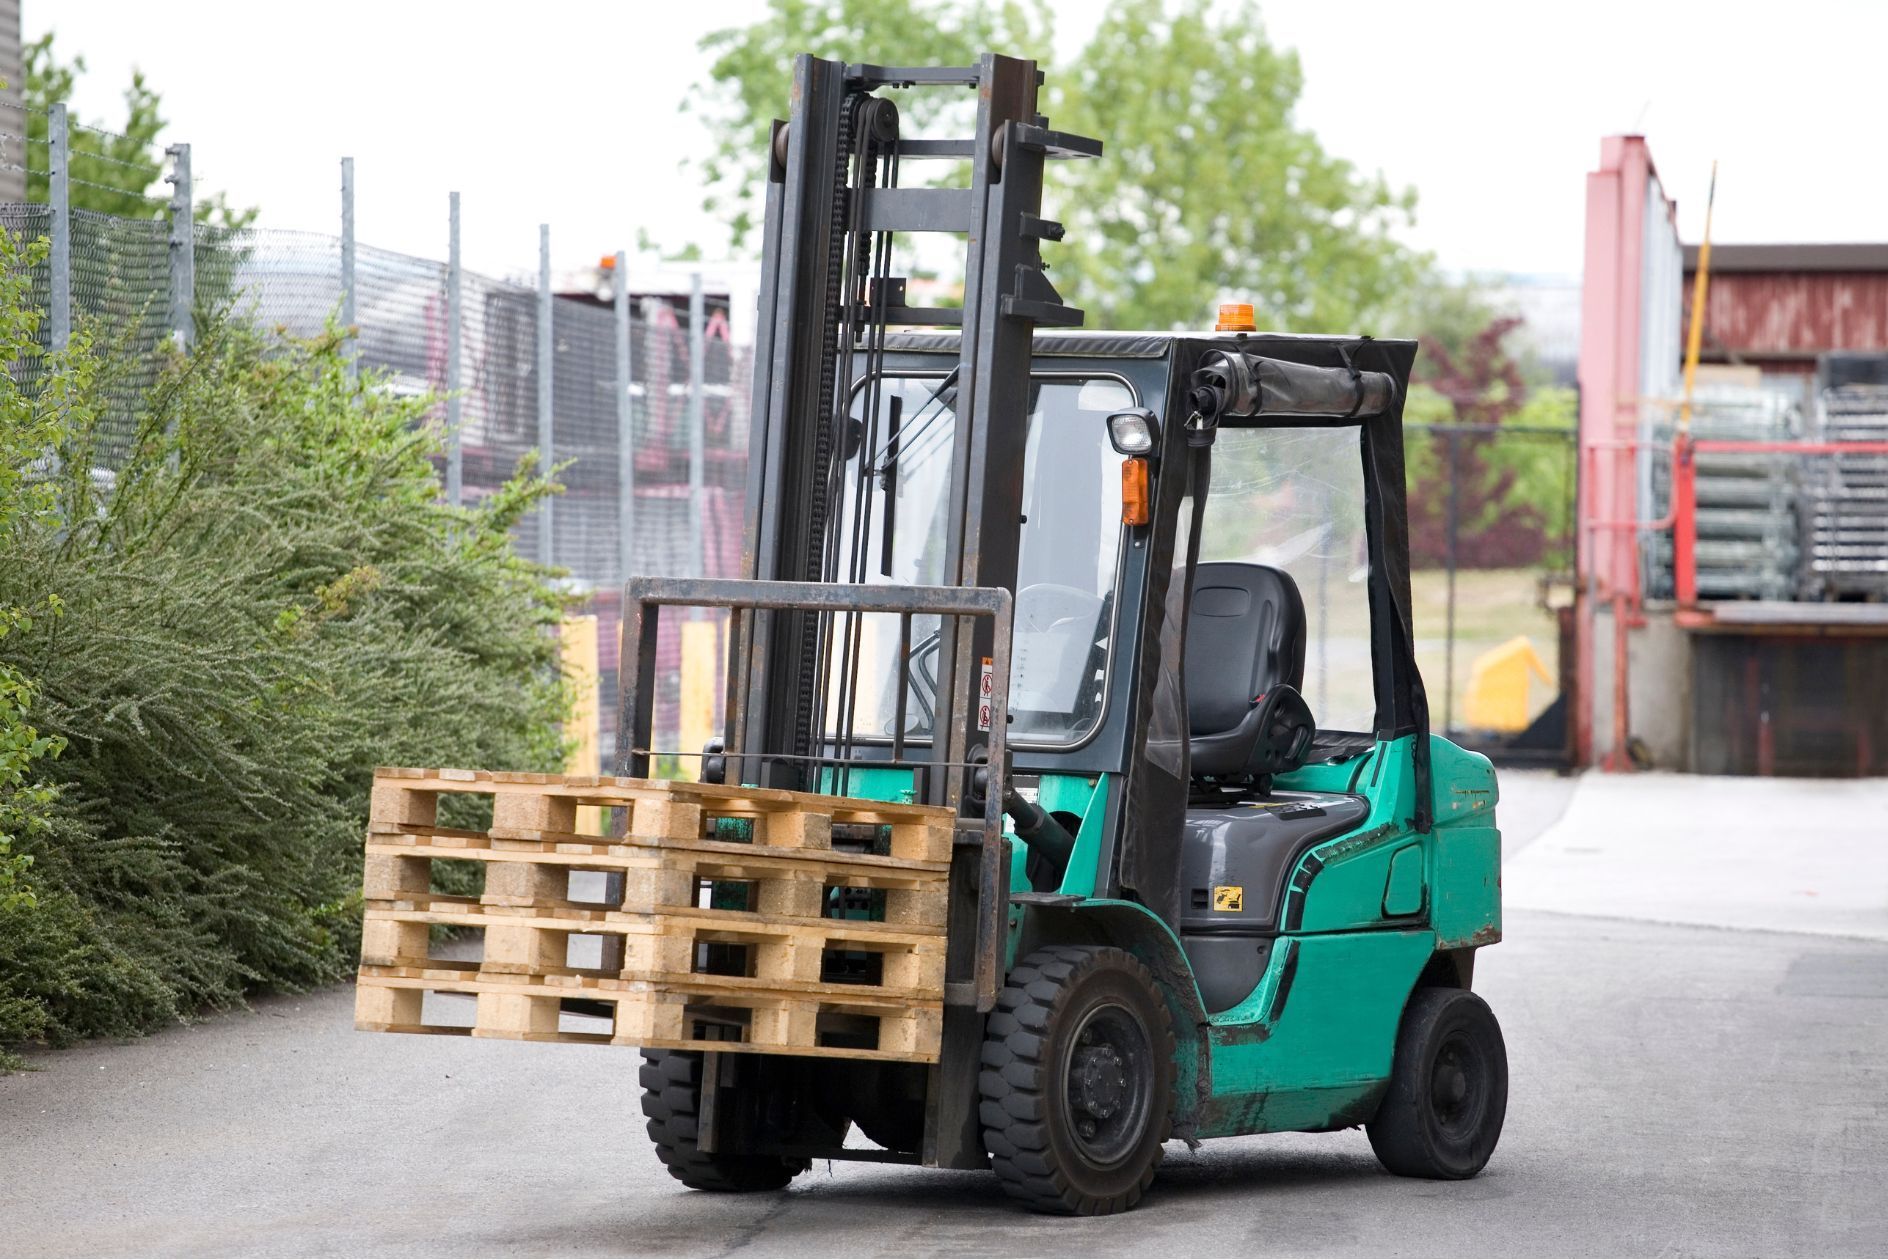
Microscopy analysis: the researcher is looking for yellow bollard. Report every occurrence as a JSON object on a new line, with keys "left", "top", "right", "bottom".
{"left": 558, "top": 615, "right": 602, "bottom": 833}
{"left": 1462, "top": 635, "right": 1553, "bottom": 734}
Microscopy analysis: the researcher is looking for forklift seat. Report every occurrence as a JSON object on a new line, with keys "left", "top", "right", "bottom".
{"left": 1185, "top": 562, "right": 1312, "bottom": 780}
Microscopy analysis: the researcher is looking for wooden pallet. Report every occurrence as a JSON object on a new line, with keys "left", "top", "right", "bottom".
{"left": 360, "top": 898, "right": 945, "bottom": 996}
{"left": 355, "top": 768, "right": 954, "bottom": 1062}
{"left": 368, "top": 767, "right": 955, "bottom": 863}
{"left": 353, "top": 968, "right": 942, "bottom": 1063}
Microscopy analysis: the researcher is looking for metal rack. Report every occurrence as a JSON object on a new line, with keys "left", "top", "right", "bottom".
{"left": 1649, "top": 387, "right": 1802, "bottom": 600}
{"left": 1802, "top": 385, "right": 1888, "bottom": 599}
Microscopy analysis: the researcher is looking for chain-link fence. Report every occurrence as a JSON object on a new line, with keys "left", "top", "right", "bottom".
{"left": 1405, "top": 422, "right": 1579, "bottom": 763}
{"left": 4, "top": 102, "right": 750, "bottom": 768}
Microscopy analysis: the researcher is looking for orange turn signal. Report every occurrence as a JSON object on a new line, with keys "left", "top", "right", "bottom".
{"left": 1121, "top": 456, "right": 1150, "bottom": 526}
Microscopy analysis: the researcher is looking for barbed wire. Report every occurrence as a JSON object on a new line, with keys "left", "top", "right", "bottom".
{"left": 70, "top": 145, "right": 163, "bottom": 174}
{"left": 67, "top": 173, "right": 169, "bottom": 205}
{"left": 64, "top": 115, "right": 159, "bottom": 150}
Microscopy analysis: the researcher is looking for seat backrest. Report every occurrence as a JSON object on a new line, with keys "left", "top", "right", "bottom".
{"left": 1185, "top": 562, "right": 1307, "bottom": 740}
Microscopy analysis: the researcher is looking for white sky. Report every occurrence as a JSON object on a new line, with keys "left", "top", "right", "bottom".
{"left": 29, "top": 0, "right": 1888, "bottom": 284}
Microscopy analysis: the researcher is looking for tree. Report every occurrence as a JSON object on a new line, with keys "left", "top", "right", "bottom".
{"left": 24, "top": 33, "right": 255, "bottom": 228}
{"left": 692, "top": 0, "right": 1050, "bottom": 250}
{"left": 692, "top": 0, "right": 1426, "bottom": 333}
{"left": 1403, "top": 316, "right": 1577, "bottom": 570}
{"left": 1050, "top": 0, "right": 1423, "bottom": 333}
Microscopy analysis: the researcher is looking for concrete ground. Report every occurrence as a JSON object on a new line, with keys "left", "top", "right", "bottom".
{"left": 2, "top": 769, "right": 1885, "bottom": 1257}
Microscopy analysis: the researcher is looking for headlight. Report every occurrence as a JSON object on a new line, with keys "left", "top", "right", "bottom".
{"left": 1107, "top": 408, "right": 1159, "bottom": 456}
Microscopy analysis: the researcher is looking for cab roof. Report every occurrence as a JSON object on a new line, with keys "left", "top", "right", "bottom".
{"left": 878, "top": 329, "right": 1418, "bottom": 360}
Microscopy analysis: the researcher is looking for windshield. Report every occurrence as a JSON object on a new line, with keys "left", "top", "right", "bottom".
{"left": 1197, "top": 425, "right": 1376, "bottom": 733}
{"left": 828, "top": 372, "right": 1133, "bottom": 747}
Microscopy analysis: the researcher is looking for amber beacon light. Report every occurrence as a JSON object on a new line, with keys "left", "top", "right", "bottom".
{"left": 1215, "top": 302, "right": 1256, "bottom": 333}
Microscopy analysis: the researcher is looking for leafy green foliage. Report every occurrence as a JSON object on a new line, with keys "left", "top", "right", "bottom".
{"left": 25, "top": 32, "right": 256, "bottom": 227}
{"left": 0, "top": 243, "right": 570, "bottom": 1066}
{"left": 693, "top": 0, "right": 1050, "bottom": 249}
{"left": 1050, "top": 0, "right": 1422, "bottom": 333}
{"left": 1404, "top": 317, "right": 1577, "bottom": 569}
{"left": 0, "top": 231, "right": 71, "bottom": 1066}
{"left": 692, "top": 0, "right": 1425, "bottom": 333}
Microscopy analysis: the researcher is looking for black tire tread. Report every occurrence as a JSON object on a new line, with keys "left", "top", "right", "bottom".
{"left": 1367, "top": 986, "right": 1508, "bottom": 1180}
{"left": 638, "top": 1050, "right": 799, "bottom": 1192}
{"left": 978, "top": 945, "right": 1176, "bottom": 1215}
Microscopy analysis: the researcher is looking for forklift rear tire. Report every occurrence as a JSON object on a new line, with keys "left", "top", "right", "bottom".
{"left": 1367, "top": 987, "right": 1508, "bottom": 1180}
{"left": 979, "top": 945, "right": 1175, "bottom": 1215}
{"left": 639, "top": 1051, "right": 801, "bottom": 1192}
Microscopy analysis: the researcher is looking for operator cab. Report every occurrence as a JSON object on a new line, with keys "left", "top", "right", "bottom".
{"left": 830, "top": 329, "right": 1423, "bottom": 1018}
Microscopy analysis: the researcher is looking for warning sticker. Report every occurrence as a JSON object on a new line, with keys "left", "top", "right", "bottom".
{"left": 977, "top": 657, "right": 994, "bottom": 732}
{"left": 1212, "top": 886, "right": 1245, "bottom": 913}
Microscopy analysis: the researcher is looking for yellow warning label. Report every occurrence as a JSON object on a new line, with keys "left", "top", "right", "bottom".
{"left": 1212, "top": 885, "right": 1244, "bottom": 913}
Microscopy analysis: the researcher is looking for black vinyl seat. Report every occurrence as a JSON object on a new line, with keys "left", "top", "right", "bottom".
{"left": 1185, "top": 562, "right": 1314, "bottom": 782}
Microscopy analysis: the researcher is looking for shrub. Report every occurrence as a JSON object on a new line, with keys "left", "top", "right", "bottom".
{"left": 0, "top": 231, "right": 571, "bottom": 1063}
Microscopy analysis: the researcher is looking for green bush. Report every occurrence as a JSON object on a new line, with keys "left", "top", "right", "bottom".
{"left": 0, "top": 229, "right": 572, "bottom": 1065}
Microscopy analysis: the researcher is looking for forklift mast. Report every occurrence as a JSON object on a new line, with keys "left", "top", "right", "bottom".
{"left": 733, "top": 54, "right": 1098, "bottom": 802}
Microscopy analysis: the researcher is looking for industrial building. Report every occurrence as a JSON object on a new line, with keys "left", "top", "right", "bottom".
{"left": 1575, "top": 136, "right": 1888, "bottom": 776}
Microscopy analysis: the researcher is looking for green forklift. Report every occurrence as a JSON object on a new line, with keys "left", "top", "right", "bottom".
{"left": 616, "top": 52, "right": 1506, "bottom": 1215}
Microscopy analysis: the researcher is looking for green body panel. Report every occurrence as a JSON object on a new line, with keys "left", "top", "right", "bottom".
{"left": 1009, "top": 733, "right": 1502, "bottom": 1138}
{"left": 798, "top": 732, "right": 1500, "bottom": 1141}
{"left": 814, "top": 765, "right": 917, "bottom": 803}
{"left": 1426, "top": 736, "right": 1504, "bottom": 948}
{"left": 1195, "top": 928, "right": 1435, "bottom": 1135}
{"left": 1383, "top": 844, "right": 1425, "bottom": 916}
{"left": 1045, "top": 774, "right": 1110, "bottom": 897}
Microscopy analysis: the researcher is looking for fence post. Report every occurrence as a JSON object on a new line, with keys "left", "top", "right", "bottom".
{"left": 1443, "top": 428, "right": 1461, "bottom": 734}
{"left": 340, "top": 156, "right": 356, "bottom": 380}
{"left": 615, "top": 250, "right": 634, "bottom": 585}
{"left": 445, "top": 191, "right": 463, "bottom": 508}
{"left": 165, "top": 143, "right": 193, "bottom": 352}
{"left": 537, "top": 223, "right": 554, "bottom": 566}
{"left": 47, "top": 103, "right": 70, "bottom": 354}
{"left": 687, "top": 270, "right": 706, "bottom": 579}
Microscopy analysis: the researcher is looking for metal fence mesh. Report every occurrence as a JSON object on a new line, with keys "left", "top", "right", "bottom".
{"left": 10, "top": 162, "right": 752, "bottom": 767}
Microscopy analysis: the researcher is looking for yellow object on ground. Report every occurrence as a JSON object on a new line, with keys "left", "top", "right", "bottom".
{"left": 678, "top": 618, "right": 721, "bottom": 781}
{"left": 558, "top": 615, "right": 602, "bottom": 832}
{"left": 1463, "top": 635, "right": 1553, "bottom": 733}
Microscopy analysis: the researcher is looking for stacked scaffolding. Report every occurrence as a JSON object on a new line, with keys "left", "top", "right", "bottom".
{"left": 1648, "top": 387, "right": 1802, "bottom": 600}
{"left": 1803, "top": 386, "right": 1888, "bottom": 599}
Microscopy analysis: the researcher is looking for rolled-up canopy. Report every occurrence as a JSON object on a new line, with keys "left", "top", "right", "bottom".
{"left": 1190, "top": 349, "right": 1398, "bottom": 423}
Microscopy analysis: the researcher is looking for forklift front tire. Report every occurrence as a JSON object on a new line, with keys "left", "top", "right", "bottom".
{"left": 638, "top": 1051, "right": 801, "bottom": 1192}
{"left": 1367, "top": 986, "right": 1508, "bottom": 1180}
{"left": 980, "top": 945, "right": 1175, "bottom": 1215}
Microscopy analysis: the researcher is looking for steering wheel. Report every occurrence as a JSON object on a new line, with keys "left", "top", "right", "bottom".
{"left": 883, "top": 583, "right": 1115, "bottom": 738}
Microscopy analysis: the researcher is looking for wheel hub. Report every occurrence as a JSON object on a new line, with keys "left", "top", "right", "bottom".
{"left": 1071, "top": 1044, "right": 1128, "bottom": 1120}
{"left": 1430, "top": 1033, "right": 1483, "bottom": 1131}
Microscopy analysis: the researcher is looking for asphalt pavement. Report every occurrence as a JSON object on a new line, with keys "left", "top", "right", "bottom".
{"left": 3, "top": 769, "right": 1884, "bottom": 1258}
